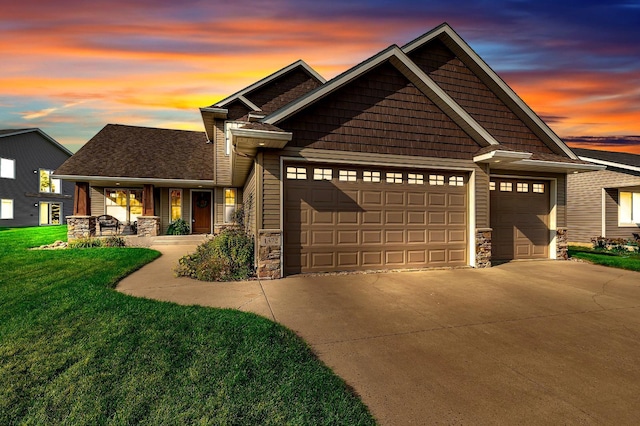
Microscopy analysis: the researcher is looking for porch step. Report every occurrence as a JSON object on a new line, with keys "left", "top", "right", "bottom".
{"left": 151, "top": 234, "right": 211, "bottom": 245}
{"left": 125, "top": 234, "right": 211, "bottom": 247}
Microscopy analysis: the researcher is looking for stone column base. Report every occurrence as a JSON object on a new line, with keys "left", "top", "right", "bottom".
{"left": 67, "top": 215, "right": 97, "bottom": 241}
{"left": 257, "top": 229, "right": 282, "bottom": 279}
{"left": 476, "top": 228, "right": 492, "bottom": 268}
{"left": 556, "top": 228, "right": 568, "bottom": 260}
{"left": 137, "top": 216, "right": 161, "bottom": 237}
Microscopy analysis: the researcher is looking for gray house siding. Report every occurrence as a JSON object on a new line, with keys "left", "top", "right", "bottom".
{"left": 567, "top": 168, "right": 640, "bottom": 243}
{"left": 0, "top": 130, "right": 73, "bottom": 227}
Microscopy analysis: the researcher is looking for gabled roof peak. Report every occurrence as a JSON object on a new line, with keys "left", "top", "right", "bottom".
{"left": 213, "top": 59, "right": 325, "bottom": 110}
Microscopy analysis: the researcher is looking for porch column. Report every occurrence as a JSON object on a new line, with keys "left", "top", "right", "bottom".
{"left": 73, "top": 182, "right": 91, "bottom": 215}
{"left": 142, "top": 184, "right": 154, "bottom": 216}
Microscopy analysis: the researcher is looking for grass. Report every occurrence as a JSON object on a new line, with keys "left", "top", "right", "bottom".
{"left": 569, "top": 245, "right": 640, "bottom": 272}
{"left": 0, "top": 226, "right": 375, "bottom": 425}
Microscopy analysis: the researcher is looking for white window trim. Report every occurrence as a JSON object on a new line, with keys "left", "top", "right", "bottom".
{"left": 225, "top": 122, "right": 243, "bottom": 156}
{"left": 1, "top": 158, "right": 15, "bottom": 179}
{"left": 1, "top": 198, "right": 14, "bottom": 219}
{"left": 39, "top": 201, "right": 62, "bottom": 225}
{"left": 169, "top": 188, "right": 183, "bottom": 222}
{"left": 104, "top": 188, "right": 143, "bottom": 223}
{"left": 618, "top": 190, "right": 640, "bottom": 227}
{"left": 224, "top": 188, "right": 237, "bottom": 224}
{"left": 39, "top": 169, "right": 61, "bottom": 194}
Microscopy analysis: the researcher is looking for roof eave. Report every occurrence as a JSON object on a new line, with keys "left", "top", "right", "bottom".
{"left": 491, "top": 159, "right": 606, "bottom": 173}
{"left": 53, "top": 174, "right": 215, "bottom": 187}
{"left": 578, "top": 156, "right": 640, "bottom": 173}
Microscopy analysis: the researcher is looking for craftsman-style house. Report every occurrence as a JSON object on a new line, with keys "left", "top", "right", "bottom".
{"left": 55, "top": 23, "right": 601, "bottom": 278}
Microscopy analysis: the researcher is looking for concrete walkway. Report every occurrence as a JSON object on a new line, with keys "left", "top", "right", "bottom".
{"left": 118, "top": 246, "right": 640, "bottom": 425}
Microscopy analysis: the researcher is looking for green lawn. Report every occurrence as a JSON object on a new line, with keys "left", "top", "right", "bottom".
{"left": 569, "top": 245, "right": 640, "bottom": 272}
{"left": 0, "top": 226, "right": 375, "bottom": 425}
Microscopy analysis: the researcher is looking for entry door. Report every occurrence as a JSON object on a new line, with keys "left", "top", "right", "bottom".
{"left": 192, "top": 191, "right": 212, "bottom": 234}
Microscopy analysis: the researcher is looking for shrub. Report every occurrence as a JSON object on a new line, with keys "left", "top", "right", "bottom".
{"left": 175, "top": 228, "right": 254, "bottom": 281}
{"left": 103, "top": 236, "right": 127, "bottom": 247}
{"left": 167, "top": 218, "right": 190, "bottom": 235}
{"left": 68, "top": 237, "right": 103, "bottom": 248}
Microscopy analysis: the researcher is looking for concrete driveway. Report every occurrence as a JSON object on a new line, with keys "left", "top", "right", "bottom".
{"left": 119, "top": 249, "right": 640, "bottom": 424}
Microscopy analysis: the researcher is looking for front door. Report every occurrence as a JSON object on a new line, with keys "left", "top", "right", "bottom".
{"left": 192, "top": 191, "right": 212, "bottom": 234}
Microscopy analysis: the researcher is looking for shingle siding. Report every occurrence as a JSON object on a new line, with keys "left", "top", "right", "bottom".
{"left": 279, "top": 62, "right": 481, "bottom": 159}
{"left": 409, "top": 39, "right": 554, "bottom": 155}
{"left": 0, "top": 130, "right": 73, "bottom": 227}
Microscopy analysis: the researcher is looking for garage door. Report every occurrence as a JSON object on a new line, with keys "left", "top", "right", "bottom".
{"left": 490, "top": 178, "right": 550, "bottom": 260}
{"left": 283, "top": 163, "right": 468, "bottom": 274}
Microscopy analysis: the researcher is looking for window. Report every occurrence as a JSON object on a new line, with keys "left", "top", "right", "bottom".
{"left": 619, "top": 191, "right": 640, "bottom": 225}
{"left": 386, "top": 172, "right": 402, "bottom": 183}
{"left": 40, "top": 202, "right": 61, "bottom": 225}
{"left": 449, "top": 176, "right": 464, "bottom": 187}
{"left": 500, "top": 182, "right": 512, "bottom": 192}
{"left": 490, "top": 181, "right": 496, "bottom": 191}
{"left": 339, "top": 170, "right": 357, "bottom": 182}
{"left": 1, "top": 199, "right": 13, "bottom": 219}
{"left": 408, "top": 173, "right": 424, "bottom": 184}
{"left": 225, "top": 122, "right": 242, "bottom": 155}
{"left": 313, "top": 168, "right": 332, "bottom": 180}
{"left": 363, "top": 171, "right": 380, "bottom": 182}
{"left": 429, "top": 175, "right": 444, "bottom": 186}
{"left": 39, "top": 169, "right": 61, "bottom": 194}
{"left": 170, "top": 189, "right": 182, "bottom": 222}
{"left": 1, "top": 158, "right": 15, "bottom": 179}
{"left": 286, "top": 166, "right": 307, "bottom": 180}
{"left": 516, "top": 183, "right": 529, "bottom": 192}
{"left": 224, "top": 188, "right": 236, "bottom": 223}
{"left": 105, "top": 189, "right": 143, "bottom": 223}
{"left": 532, "top": 183, "right": 545, "bottom": 193}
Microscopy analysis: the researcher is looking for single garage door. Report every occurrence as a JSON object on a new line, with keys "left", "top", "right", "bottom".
{"left": 283, "top": 163, "right": 468, "bottom": 274}
{"left": 490, "top": 178, "right": 550, "bottom": 260}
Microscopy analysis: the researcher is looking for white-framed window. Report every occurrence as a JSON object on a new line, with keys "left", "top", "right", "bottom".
{"left": 313, "top": 168, "right": 332, "bottom": 180}
{"left": 490, "top": 181, "right": 496, "bottom": 191}
{"left": 1, "top": 158, "right": 15, "bottom": 179}
{"left": 408, "top": 173, "right": 424, "bottom": 184}
{"left": 39, "top": 169, "right": 61, "bottom": 194}
{"left": 170, "top": 189, "right": 182, "bottom": 222}
{"left": 1, "top": 199, "right": 13, "bottom": 219}
{"left": 532, "top": 183, "right": 545, "bottom": 193}
{"left": 517, "top": 183, "right": 529, "bottom": 192}
{"left": 105, "top": 189, "right": 143, "bottom": 223}
{"left": 286, "top": 166, "right": 307, "bottom": 180}
{"left": 224, "top": 188, "right": 236, "bottom": 223}
{"left": 449, "top": 176, "right": 464, "bottom": 187}
{"left": 619, "top": 191, "right": 640, "bottom": 225}
{"left": 40, "top": 202, "right": 61, "bottom": 225}
{"left": 429, "top": 175, "right": 444, "bottom": 186}
{"left": 339, "top": 170, "right": 357, "bottom": 182}
{"left": 386, "top": 172, "right": 402, "bottom": 183}
{"left": 225, "top": 121, "right": 242, "bottom": 156}
{"left": 500, "top": 182, "right": 513, "bottom": 192}
{"left": 363, "top": 171, "right": 380, "bottom": 182}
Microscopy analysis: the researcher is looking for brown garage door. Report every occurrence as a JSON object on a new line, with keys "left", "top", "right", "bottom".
{"left": 283, "top": 163, "right": 468, "bottom": 275}
{"left": 490, "top": 178, "right": 550, "bottom": 260}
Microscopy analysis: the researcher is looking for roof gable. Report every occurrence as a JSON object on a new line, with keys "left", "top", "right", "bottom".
{"left": 402, "top": 23, "right": 577, "bottom": 159}
{"left": 278, "top": 61, "right": 481, "bottom": 159}
{"left": 0, "top": 128, "right": 73, "bottom": 156}
{"left": 214, "top": 60, "right": 325, "bottom": 111}
{"left": 265, "top": 45, "right": 500, "bottom": 148}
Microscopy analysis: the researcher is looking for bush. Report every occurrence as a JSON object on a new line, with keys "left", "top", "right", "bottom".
{"left": 103, "top": 236, "right": 127, "bottom": 247}
{"left": 68, "top": 237, "right": 103, "bottom": 248}
{"left": 167, "top": 218, "right": 191, "bottom": 235}
{"left": 591, "top": 236, "right": 636, "bottom": 252}
{"left": 175, "top": 228, "right": 254, "bottom": 281}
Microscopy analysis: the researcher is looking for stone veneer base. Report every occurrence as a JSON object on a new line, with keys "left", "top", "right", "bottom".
{"left": 556, "top": 227, "right": 568, "bottom": 260}
{"left": 476, "top": 228, "right": 492, "bottom": 268}
{"left": 67, "top": 215, "right": 97, "bottom": 241}
{"left": 257, "top": 229, "right": 282, "bottom": 279}
{"left": 137, "top": 216, "right": 161, "bottom": 237}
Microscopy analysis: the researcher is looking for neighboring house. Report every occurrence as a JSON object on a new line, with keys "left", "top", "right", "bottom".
{"left": 567, "top": 148, "right": 640, "bottom": 243}
{"left": 56, "top": 23, "right": 601, "bottom": 278}
{"left": 0, "top": 128, "right": 74, "bottom": 227}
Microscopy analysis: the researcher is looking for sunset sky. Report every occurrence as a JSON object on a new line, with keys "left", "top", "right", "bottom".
{"left": 1, "top": 0, "right": 639, "bottom": 153}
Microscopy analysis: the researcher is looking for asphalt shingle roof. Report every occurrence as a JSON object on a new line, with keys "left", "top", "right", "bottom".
{"left": 572, "top": 148, "right": 640, "bottom": 167}
{"left": 55, "top": 124, "right": 212, "bottom": 180}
